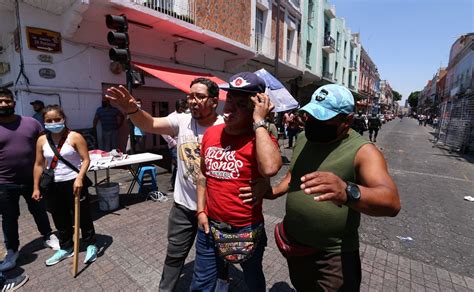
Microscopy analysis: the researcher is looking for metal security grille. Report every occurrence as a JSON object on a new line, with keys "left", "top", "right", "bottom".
{"left": 434, "top": 94, "right": 474, "bottom": 153}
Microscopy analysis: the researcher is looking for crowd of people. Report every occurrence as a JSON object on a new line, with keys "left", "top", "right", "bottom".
{"left": 0, "top": 75, "right": 401, "bottom": 291}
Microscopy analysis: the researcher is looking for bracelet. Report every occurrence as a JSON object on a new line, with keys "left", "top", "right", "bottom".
{"left": 196, "top": 210, "right": 206, "bottom": 217}
{"left": 127, "top": 107, "right": 140, "bottom": 115}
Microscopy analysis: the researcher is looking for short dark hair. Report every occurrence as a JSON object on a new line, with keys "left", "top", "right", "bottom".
{"left": 190, "top": 78, "right": 219, "bottom": 98}
{"left": 0, "top": 88, "right": 14, "bottom": 100}
{"left": 43, "top": 104, "right": 67, "bottom": 120}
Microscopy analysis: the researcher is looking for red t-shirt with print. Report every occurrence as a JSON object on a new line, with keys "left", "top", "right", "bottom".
{"left": 202, "top": 123, "right": 278, "bottom": 227}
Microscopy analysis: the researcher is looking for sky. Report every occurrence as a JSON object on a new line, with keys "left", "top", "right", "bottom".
{"left": 330, "top": 0, "right": 474, "bottom": 105}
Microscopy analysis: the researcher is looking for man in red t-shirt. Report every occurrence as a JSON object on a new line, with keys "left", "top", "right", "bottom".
{"left": 190, "top": 72, "right": 282, "bottom": 291}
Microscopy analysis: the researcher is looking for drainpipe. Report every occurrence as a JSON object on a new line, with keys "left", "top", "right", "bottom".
{"left": 274, "top": 0, "right": 281, "bottom": 78}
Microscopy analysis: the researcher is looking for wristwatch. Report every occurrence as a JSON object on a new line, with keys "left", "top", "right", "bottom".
{"left": 345, "top": 181, "right": 361, "bottom": 204}
{"left": 253, "top": 120, "right": 267, "bottom": 132}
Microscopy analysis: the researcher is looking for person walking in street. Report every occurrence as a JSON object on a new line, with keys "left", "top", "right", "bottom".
{"left": 368, "top": 113, "right": 382, "bottom": 142}
{"left": 30, "top": 100, "right": 45, "bottom": 125}
{"left": 107, "top": 78, "right": 253, "bottom": 292}
{"left": 126, "top": 98, "right": 147, "bottom": 154}
{"left": 351, "top": 111, "right": 367, "bottom": 135}
{"left": 265, "top": 84, "right": 400, "bottom": 291}
{"left": 93, "top": 99, "right": 124, "bottom": 151}
{"left": 32, "top": 105, "right": 97, "bottom": 266}
{"left": 161, "top": 99, "right": 188, "bottom": 191}
{"left": 190, "top": 72, "right": 282, "bottom": 291}
{"left": 0, "top": 88, "right": 59, "bottom": 272}
{"left": 285, "top": 109, "right": 301, "bottom": 148}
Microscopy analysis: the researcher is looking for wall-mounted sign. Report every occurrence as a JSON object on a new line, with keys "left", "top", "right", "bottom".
{"left": 0, "top": 62, "right": 10, "bottom": 75}
{"left": 37, "top": 54, "right": 53, "bottom": 63}
{"left": 26, "top": 27, "right": 62, "bottom": 53}
{"left": 39, "top": 68, "right": 56, "bottom": 79}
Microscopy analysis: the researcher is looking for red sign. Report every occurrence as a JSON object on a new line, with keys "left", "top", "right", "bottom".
{"left": 26, "top": 27, "right": 62, "bottom": 53}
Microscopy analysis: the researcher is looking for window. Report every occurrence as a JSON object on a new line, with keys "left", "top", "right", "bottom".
{"left": 342, "top": 68, "right": 346, "bottom": 85}
{"left": 335, "top": 61, "right": 339, "bottom": 80}
{"left": 344, "top": 41, "right": 347, "bottom": 57}
{"left": 307, "top": 0, "right": 314, "bottom": 25}
{"left": 287, "top": 29, "right": 293, "bottom": 61}
{"left": 255, "top": 8, "right": 265, "bottom": 52}
{"left": 306, "top": 41, "right": 312, "bottom": 68}
{"left": 336, "top": 32, "right": 340, "bottom": 51}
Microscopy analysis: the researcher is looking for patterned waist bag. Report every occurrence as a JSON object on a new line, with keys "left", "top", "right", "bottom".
{"left": 209, "top": 219, "right": 264, "bottom": 264}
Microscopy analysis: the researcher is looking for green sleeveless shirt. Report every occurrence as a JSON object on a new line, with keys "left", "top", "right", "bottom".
{"left": 284, "top": 129, "right": 370, "bottom": 252}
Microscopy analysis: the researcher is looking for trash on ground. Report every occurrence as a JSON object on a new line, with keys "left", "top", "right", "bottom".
{"left": 396, "top": 236, "right": 413, "bottom": 241}
{"left": 464, "top": 196, "right": 474, "bottom": 202}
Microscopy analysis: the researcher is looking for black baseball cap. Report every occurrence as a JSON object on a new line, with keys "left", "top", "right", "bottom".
{"left": 30, "top": 100, "right": 44, "bottom": 106}
{"left": 220, "top": 72, "right": 266, "bottom": 94}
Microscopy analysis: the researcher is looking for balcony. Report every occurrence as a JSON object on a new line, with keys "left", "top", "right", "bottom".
{"left": 324, "top": 3, "right": 336, "bottom": 18}
{"left": 134, "top": 0, "right": 196, "bottom": 24}
{"left": 322, "top": 35, "right": 335, "bottom": 54}
{"left": 323, "top": 71, "right": 333, "bottom": 80}
{"left": 349, "top": 60, "right": 357, "bottom": 71}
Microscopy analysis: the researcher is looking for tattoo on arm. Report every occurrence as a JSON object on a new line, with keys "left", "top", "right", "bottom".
{"left": 198, "top": 176, "right": 207, "bottom": 187}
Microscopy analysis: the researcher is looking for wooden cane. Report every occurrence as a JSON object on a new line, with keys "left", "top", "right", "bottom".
{"left": 72, "top": 193, "right": 80, "bottom": 277}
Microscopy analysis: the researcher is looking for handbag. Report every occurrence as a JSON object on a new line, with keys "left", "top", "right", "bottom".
{"left": 46, "top": 132, "right": 93, "bottom": 188}
{"left": 274, "top": 222, "right": 318, "bottom": 258}
{"left": 39, "top": 132, "right": 69, "bottom": 191}
{"left": 209, "top": 219, "right": 264, "bottom": 264}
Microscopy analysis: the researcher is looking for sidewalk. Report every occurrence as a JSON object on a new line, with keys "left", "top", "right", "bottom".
{"left": 2, "top": 167, "right": 473, "bottom": 291}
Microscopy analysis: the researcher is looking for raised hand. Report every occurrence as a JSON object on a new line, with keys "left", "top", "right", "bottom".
{"left": 105, "top": 85, "right": 139, "bottom": 113}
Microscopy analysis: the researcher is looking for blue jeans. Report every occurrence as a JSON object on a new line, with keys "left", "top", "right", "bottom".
{"left": 190, "top": 223, "right": 267, "bottom": 292}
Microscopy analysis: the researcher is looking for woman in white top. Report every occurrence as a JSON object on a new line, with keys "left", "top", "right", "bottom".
{"left": 32, "top": 105, "right": 97, "bottom": 266}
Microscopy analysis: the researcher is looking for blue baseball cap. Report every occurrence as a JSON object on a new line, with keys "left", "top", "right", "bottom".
{"left": 220, "top": 72, "right": 266, "bottom": 94}
{"left": 300, "top": 84, "right": 354, "bottom": 121}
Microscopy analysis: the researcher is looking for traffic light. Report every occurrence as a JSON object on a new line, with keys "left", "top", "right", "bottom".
{"left": 106, "top": 14, "right": 129, "bottom": 65}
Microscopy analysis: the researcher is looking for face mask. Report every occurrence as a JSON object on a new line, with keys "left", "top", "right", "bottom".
{"left": 0, "top": 107, "right": 15, "bottom": 117}
{"left": 304, "top": 118, "right": 340, "bottom": 143}
{"left": 45, "top": 121, "right": 65, "bottom": 133}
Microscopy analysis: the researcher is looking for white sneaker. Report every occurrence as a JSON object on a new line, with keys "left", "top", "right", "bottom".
{"left": 0, "top": 250, "right": 19, "bottom": 272}
{"left": 44, "top": 234, "right": 60, "bottom": 251}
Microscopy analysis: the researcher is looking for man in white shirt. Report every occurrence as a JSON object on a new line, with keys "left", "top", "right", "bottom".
{"left": 106, "top": 78, "right": 224, "bottom": 291}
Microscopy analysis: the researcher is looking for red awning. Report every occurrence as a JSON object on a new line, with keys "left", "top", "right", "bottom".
{"left": 133, "top": 62, "right": 227, "bottom": 101}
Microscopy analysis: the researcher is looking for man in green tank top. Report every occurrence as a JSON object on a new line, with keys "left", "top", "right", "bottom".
{"left": 266, "top": 84, "right": 401, "bottom": 291}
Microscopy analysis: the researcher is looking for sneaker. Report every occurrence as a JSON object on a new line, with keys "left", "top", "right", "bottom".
{"left": 45, "top": 248, "right": 73, "bottom": 266}
{"left": 0, "top": 250, "right": 19, "bottom": 272}
{"left": 1, "top": 274, "right": 29, "bottom": 291}
{"left": 44, "top": 234, "right": 60, "bottom": 251}
{"left": 84, "top": 245, "right": 97, "bottom": 264}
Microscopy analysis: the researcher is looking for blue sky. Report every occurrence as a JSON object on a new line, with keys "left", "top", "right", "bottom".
{"left": 330, "top": 0, "right": 474, "bottom": 104}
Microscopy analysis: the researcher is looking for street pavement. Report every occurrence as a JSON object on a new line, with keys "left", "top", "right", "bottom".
{"left": 1, "top": 118, "right": 474, "bottom": 291}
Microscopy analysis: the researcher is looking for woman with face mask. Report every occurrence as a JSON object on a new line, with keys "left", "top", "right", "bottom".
{"left": 32, "top": 105, "right": 97, "bottom": 267}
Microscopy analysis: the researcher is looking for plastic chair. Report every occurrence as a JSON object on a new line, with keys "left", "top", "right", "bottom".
{"left": 136, "top": 166, "right": 158, "bottom": 194}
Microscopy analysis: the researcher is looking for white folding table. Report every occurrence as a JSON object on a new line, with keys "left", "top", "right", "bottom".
{"left": 89, "top": 152, "right": 163, "bottom": 195}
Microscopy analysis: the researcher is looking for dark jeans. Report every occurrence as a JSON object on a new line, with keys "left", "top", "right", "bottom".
{"left": 190, "top": 224, "right": 267, "bottom": 292}
{"left": 159, "top": 203, "right": 197, "bottom": 292}
{"left": 369, "top": 128, "right": 379, "bottom": 141}
{"left": 287, "top": 127, "right": 299, "bottom": 148}
{"left": 0, "top": 184, "right": 52, "bottom": 252}
{"left": 169, "top": 147, "right": 177, "bottom": 188}
{"left": 287, "top": 250, "right": 361, "bottom": 292}
{"left": 45, "top": 179, "right": 95, "bottom": 249}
